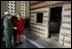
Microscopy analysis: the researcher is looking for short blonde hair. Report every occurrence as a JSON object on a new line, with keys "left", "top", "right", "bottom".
{"left": 15, "top": 13, "right": 21, "bottom": 16}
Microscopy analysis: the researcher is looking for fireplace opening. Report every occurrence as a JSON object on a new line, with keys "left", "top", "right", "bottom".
{"left": 49, "top": 7, "right": 62, "bottom": 40}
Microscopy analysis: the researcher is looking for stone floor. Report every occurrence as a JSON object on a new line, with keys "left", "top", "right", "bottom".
{"left": 14, "top": 35, "right": 62, "bottom": 48}
{"left": 14, "top": 37, "right": 38, "bottom": 48}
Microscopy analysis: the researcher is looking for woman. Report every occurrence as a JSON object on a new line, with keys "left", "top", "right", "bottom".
{"left": 11, "top": 13, "right": 25, "bottom": 45}
{"left": 3, "top": 12, "right": 13, "bottom": 48}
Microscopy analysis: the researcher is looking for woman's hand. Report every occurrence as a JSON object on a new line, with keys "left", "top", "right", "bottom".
{"left": 14, "top": 27, "right": 17, "bottom": 29}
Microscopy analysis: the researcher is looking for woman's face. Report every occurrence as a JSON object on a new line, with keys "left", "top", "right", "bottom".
{"left": 5, "top": 14, "right": 12, "bottom": 19}
{"left": 16, "top": 14, "right": 20, "bottom": 18}
{"left": 6, "top": 15, "right": 12, "bottom": 19}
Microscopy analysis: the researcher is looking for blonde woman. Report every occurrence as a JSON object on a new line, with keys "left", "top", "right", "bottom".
{"left": 11, "top": 13, "right": 25, "bottom": 45}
